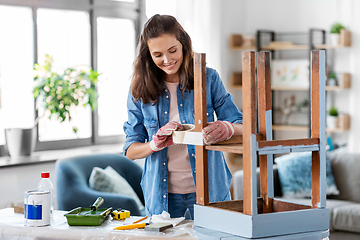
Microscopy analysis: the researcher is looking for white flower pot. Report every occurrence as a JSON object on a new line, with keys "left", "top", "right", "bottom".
{"left": 327, "top": 78, "right": 337, "bottom": 86}
{"left": 5, "top": 127, "right": 37, "bottom": 157}
{"left": 327, "top": 116, "right": 338, "bottom": 129}
{"left": 329, "top": 33, "right": 339, "bottom": 46}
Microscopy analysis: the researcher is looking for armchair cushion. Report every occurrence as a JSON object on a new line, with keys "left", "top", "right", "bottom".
{"left": 332, "top": 203, "right": 360, "bottom": 233}
{"left": 275, "top": 152, "right": 339, "bottom": 198}
{"left": 328, "top": 150, "right": 360, "bottom": 203}
{"left": 89, "top": 166, "right": 144, "bottom": 211}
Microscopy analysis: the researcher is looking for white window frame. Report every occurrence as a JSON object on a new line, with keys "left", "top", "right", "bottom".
{"left": 0, "top": 0, "right": 145, "bottom": 154}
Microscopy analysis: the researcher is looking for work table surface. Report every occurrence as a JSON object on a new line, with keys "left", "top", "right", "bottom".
{"left": 0, "top": 208, "right": 198, "bottom": 240}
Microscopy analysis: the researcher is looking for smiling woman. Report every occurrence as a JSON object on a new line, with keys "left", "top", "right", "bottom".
{"left": 148, "top": 34, "right": 184, "bottom": 81}
{"left": 123, "top": 14, "right": 243, "bottom": 220}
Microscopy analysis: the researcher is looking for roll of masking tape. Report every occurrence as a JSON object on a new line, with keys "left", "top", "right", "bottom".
{"left": 172, "top": 124, "right": 195, "bottom": 144}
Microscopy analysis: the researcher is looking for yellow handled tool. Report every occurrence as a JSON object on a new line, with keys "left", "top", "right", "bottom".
{"left": 114, "top": 223, "right": 147, "bottom": 230}
{"left": 112, "top": 209, "right": 130, "bottom": 220}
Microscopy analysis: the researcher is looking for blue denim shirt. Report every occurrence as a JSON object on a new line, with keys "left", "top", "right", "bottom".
{"left": 123, "top": 68, "right": 243, "bottom": 216}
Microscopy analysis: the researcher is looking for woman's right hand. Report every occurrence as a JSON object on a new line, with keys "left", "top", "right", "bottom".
{"left": 150, "top": 121, "right": 183, "bottom": 152}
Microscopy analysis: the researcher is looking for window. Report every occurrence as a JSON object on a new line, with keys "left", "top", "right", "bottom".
{"left": 0, "top": 0, "right": 143, "bottom": 154}
{"left": 97, "top": 17, "right": 135, "bottom": 136}
{"left": 37, "top": 8, "right": 92, "bottom": 141}
{"left": 0, "top": 5, "right": 34, "bottom": 145}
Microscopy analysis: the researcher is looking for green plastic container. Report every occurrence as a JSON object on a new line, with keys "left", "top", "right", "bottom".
{"left": 64, "top": 207, "right": 113, "bottom": 226}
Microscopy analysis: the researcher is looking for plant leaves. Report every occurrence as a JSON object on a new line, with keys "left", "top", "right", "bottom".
{"left": 33, "top": 54, "right": 101, "bottom": 126}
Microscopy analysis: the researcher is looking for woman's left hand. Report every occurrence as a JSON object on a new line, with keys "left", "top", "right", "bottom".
{"left": 202, "top": 121, "right": 235, "bottom": 145}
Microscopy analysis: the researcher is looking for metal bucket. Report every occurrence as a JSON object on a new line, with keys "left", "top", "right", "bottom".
{"left": 5, "top": 127, "right": 36, "bottom": 157}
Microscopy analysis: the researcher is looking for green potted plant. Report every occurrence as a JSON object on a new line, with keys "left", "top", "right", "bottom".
{"left": 329, "top": 23, "right": 345, "bottom": 46}
{"left": 327, "top": 106, "right": 339, "bottom": 129}
{"left": 327, "top": 72, "right": 338, "bottom": 86}
{"left": 34, "top": 54, "right": 101, "bottom": 135}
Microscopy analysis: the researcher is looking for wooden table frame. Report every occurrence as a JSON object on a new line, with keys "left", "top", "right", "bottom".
{"left": 193, "top": 51, "right": 329, "bottom": 238}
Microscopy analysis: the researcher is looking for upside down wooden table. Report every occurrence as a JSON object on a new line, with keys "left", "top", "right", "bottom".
{"left": 192, "top": 50, "right": 330, "bottom": 239}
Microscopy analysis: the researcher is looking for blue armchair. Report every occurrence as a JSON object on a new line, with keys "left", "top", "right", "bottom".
{"left": 55, "top": 153, "right": 144, "bottom": 216}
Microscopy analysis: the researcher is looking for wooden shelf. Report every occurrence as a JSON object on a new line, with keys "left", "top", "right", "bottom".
{"left": 230, "top": 34, "right": 256, "bottom": 51}
{"left": 272, "top": 125, "right": 309, "bottom": 131}
{"left": 261, "top": 29, "right": 351, "bottom": 50}
{"left": 234, "top": 79, "right": 350, "bottom": 91}
{"left": 272, "top": 125, "right": 350, "bottom": 133}
{"left": 326, "top": 73, "right": 351, "bottom": 90}
{"left": 261, "top": 44, "right": 309, "bottom": 50}
{"left": 231, "top": 46, "right": 256, "bottom": 51}
{"left": 270, "top": 73, "right": 350, "bottom": 91}
{"left": 313, "top": 45, "right": 346, "bottom": 49}
{"left": 326, "top": 86, "right": 350, "bottom": 91}
{"left": 262, "top": 43, "right": 351, "bottom": 51}
{"left": 326, "top": 128, "right": 348, "bottom": 133}
{"left": 315, "top": 29, "right": 351, "bottom": 49}
{"left": 271, "top": 86, "right": 309, "bottom": 91}
{"left": 239, "top": 30, "right": 350, "bottom": 50}
{"left": 326, "top": 114, "right": 350, "bottom": 132}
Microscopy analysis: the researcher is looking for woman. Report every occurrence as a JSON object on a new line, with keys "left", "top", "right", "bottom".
{"left": 123, "top": 14, "right": 243, "bottom": 219}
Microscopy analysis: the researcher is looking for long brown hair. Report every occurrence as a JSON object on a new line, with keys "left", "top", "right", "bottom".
{"left": 131, "top": 14, "right": 194, "bottom": 104}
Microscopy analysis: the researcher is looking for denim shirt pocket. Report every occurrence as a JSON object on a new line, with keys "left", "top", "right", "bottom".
{"left": 143, "top": 118, "right": 158, "bottom": 140}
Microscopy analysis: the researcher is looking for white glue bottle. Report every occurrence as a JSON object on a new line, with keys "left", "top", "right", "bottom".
{"left": 38, "top": 172, "right": 53, "bottom": 218}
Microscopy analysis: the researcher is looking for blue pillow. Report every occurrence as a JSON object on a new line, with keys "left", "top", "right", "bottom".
{"left": 275, "top": 152, "right": 339, "bottom": 198}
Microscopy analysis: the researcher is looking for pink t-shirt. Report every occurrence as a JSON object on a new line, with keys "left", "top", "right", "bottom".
{"left": 165, "top": 81, "right": 195, "bottom": 194}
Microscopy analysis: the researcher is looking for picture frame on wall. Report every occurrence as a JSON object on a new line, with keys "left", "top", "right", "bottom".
{"left": 271, "top": 59, "right": 309, "bottom": 88}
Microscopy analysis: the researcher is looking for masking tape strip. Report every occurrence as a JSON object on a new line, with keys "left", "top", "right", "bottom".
{"left": 182, "top": 132, "right": 204, "bottom": 146}
{"left": 172, "top": 124, "right": 204, "bottom": 145}
{"left": 172, "top": 124, "right": 195, "bottom": 144}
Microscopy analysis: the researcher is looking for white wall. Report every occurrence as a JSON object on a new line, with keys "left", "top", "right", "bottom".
{"left": 0, "top": 162, "right": 57, "bottom": 209}
{"left": 344, "top": 0, "right": 360, "bottom": 152}
{"left": 217, "top": 0, "right": 359, "bottom": 152}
